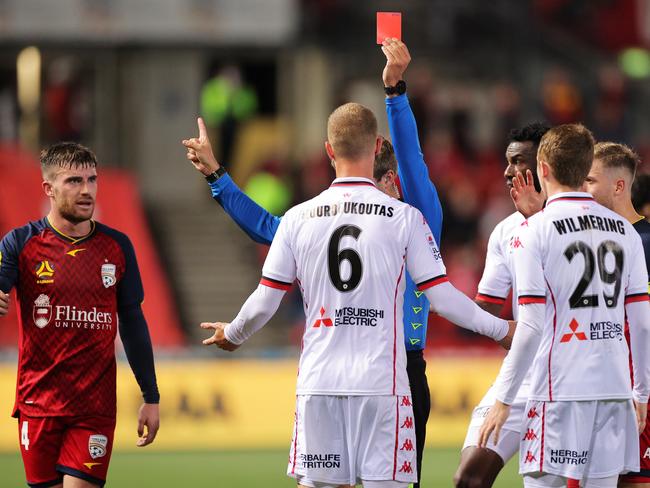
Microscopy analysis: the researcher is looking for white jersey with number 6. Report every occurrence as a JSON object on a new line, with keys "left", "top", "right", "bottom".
{"left": 261, "top": 177, "right": 447, "bottom": 397}
{"left": 505, "top": 192, "right": 649, "bottom": 402}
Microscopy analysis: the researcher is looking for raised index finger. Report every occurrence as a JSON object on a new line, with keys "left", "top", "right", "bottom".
{"left": 197, "top": 117, "right": 208, "bottom": 140}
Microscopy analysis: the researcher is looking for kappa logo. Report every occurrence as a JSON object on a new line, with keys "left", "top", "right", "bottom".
{"left": 401, "top": 416, "right": 414, "bottom": 429}
{"left": 524, "top": 451, "right": 536, "bottom": 463}
{"left": 312, "top": 307, "right": 333, "bottom": 328}
{"left": 511, "top": 236, "right": 524, "bottom": 249}
{"left": 398, "top": 461, "right": 413, "bottom": 474}
{"left": 400, "top": 439, "right": 414, "bottom": 451}
{"left": 88, "top": 434, "right": 108, "bottom": 459}
{"left": 560, "top": 318, "right": 587, "bottom": 343}
{"left": 35, "top": 260, "right": 55, "bottom": 284}
{"left": 523, "top": 429, "right": 538, "bottom": 441}
{"left": 101, "top": 263, "right": 116, "bottom": 288}
{"left": 400, "top": 396, "right": 412, "bottom": 407}
{"left": 33, "top": 294, "right": 52, "bottom": 328}
{"left": 527, "top": 407, "right": 539, "bottom": 418}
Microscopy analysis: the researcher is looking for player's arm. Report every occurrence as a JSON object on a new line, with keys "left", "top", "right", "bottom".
{"left": 479, "top": 224, "right": 545, "bottom": 447}
{"left": 204, "top": 216, "right": 296, "bottom": 349}
{"left": 382, "top": 39, "right": 443, "bottom": 244}
{"left": 0, "top": 230, "right": 21, "bottom": 316}
{"left": 474, "top": 225, "right": 512, "bottom": 317}
{"left": 182, "top": 117, "right": 280, "bottom": 245}
{"left": 626, "top": 234, "right": 650, "bottom": 431}
{"left": 114, "top": 234, "right": 160, "bottom": 447}
{"left": 405, "top": 210, "right": 511, "bottom": 345}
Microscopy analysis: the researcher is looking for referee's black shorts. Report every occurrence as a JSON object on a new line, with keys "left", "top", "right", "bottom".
{"left": 407, "top": 349, "right": 430, "bottom": 488}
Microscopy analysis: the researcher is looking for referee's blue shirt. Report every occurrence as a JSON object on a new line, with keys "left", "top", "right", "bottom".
{"left": 209, "top": 94, "right": 442, "bottom": 351}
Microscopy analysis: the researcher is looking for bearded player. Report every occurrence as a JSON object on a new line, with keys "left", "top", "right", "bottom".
{"left": 0, "top": 143, "right": 160, "bottom": 488}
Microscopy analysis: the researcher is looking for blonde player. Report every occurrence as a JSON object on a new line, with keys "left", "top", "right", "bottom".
{"left": 479, "top": 124, "right": 650, "bottom": 488}
{"left": 190, "top": 103, "right": 514, "bottom": 488}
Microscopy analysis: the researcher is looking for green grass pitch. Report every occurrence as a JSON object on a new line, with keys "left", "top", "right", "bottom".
{"left": 0, "top": 448, "right": 520, "bottom": 487}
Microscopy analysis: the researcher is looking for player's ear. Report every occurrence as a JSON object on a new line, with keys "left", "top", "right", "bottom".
{"left": 325, "top": 141, "right": 335, "bottom": 160}
{"left": 374, "top": 136, "right": 383, "bottom": 156}
{"left": 614, "top": 178, "right": 625, "bottom": 196}
{"left": 42, "top": 180, "right": 54, "bottom": 198}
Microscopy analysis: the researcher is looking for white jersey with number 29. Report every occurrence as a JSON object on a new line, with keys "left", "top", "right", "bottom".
{"left": 260, "top": 177, "right": 447, "bottom": 397}
{"left": 504, "top": 192, "right": 649, "bottom": 402}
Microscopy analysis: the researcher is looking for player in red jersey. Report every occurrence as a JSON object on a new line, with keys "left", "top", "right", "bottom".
{"left": 0, "top": 142, "right": 160, "bottom": 487}
{"left": 583, "top": 143, "right": 650, "bottom": 488}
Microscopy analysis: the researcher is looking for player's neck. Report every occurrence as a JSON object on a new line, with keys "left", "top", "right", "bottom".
{"left": 544, "top": 181, "right": 583, "bottom": 199}
{"left": 334, "top": 159, "right": 374, "bottom": 181}
{"left": 615, "top": 197, "right": 644, "bottom": 224}
{"left": 46, "top": 211, "right": 93, "bottom": 238}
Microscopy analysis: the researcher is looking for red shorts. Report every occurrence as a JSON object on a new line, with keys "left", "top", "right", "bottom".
{"left": 18, "top": 413, "right": 115, "bottom": 487}
{"left": 620, "top": 413, "right": 650, "bottom": 484}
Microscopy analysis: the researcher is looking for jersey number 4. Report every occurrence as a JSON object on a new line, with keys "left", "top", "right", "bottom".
{"left": 564, "top": 240, "right": 623, "bottom": 309}
{"left": 328, "top": 225, "right": 363, "bottom": 293}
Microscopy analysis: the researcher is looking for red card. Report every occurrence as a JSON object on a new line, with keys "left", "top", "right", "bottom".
{"left": 376, "top": 12, "right": 401, "bottom": 44}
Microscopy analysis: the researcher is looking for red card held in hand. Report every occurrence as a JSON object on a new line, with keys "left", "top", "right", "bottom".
{"left": 377, "top": 12, "right": 401, "bottom": 44}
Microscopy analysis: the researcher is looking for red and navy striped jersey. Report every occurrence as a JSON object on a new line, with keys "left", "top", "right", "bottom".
{"left": 0, "top": 218, "right": 145, "bottom": 417}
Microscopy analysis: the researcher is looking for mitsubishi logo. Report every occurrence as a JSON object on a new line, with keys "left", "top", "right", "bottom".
{"left": 560, "top": 318, "right": 587, "bottom": 343}
{"left": 312, "top": 307, "right": 333, "bottom": 328}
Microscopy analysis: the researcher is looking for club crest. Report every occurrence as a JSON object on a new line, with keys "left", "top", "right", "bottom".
{"left": 88, "top": 434, "right": 108, "bottom": 459}
{"left": 101, "top": 263, "right": 116, "bottom": 288}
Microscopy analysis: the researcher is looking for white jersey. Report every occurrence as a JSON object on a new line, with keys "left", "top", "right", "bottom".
{"left": 477, "top": 211, "right": 532, "bottom": 401}
{"left": 510, "top": 192, "right": 648, "bottom": 401}
{"left": 261, "top": 177, "right": 447, "bottom": 396}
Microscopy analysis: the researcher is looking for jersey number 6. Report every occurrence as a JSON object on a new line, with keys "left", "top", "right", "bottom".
{"left": 328, "top": 225, "right": 363, "bottom": 293}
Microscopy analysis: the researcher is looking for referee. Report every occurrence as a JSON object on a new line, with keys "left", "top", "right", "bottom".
{"left": 182, "top": 39, "right": 443, "bottom": 487}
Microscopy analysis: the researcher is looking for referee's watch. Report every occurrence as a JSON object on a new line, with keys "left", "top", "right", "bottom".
{"left": 384, "top": 80, "right": 407, "bottom": 96}
{"left": 205, "top": 166, "right": 226, "bottom": 183}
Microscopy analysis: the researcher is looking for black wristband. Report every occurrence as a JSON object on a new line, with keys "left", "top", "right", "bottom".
{"left": 384, "top": 80, "right": 407, "bottom": 96}
{"left": 205, "top": 167, "right": 226, "bottom": 183}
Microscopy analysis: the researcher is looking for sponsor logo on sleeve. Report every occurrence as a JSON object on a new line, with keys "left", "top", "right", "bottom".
{"left": 426, "top": 234, "right": 442, "bottom": 261}
{"left": 88, "top": 434, "right": 108, "bottom": 459}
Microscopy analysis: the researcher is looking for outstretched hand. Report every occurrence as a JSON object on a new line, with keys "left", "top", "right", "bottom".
{"left": 510, "top": 170, "right": 545, "bottom": 219}
{"left": 381, "top": 38, "right": 411, "bottom": 89}
{"left": 201, "top": 322, "right": 239, "bottom": 351}
{"left": 181, "top": 117, "right": 220, "bottom": 176}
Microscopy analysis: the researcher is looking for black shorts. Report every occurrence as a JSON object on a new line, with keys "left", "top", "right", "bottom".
{"left": 407, "top": 349, "right": 430, "bottom": 486}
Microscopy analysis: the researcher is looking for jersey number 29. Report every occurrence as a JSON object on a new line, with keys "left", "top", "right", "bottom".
{"left": 564, "top": 240, "right": 624, "bottom": 309}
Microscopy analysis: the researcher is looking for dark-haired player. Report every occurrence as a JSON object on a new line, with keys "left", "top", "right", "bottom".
{"left": 454, "top": 122, "right": 550, "bottom": 488}
{"left": 0, "top": 143, "right": 160, "bottom": 488}
{"left": 584, "top": 142, "right": 650, "bottom": 488}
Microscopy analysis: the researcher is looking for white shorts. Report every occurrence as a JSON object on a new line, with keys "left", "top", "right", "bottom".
{"left": 287, "top": 395, "right": 417, "bottom": 486}
{"left": 462, "top": 384, "right": 528, "bottom": 462}
{"left": 519, "top": 399, "right": 639, "bottom": 479}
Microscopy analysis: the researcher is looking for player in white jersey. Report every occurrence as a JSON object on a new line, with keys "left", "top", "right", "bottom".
{"left": 456, "top": 123, "right": 551, "bottom": 488}
{"left": 188, "top": 103, "right": 514, "bottom": 488}
{"left": 479, "top": 124, "right": 650, "bottom": 488}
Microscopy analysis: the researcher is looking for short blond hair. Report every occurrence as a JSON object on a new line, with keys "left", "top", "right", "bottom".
{"left": 327, "top": 103, "right": 377, "bottom": 161}
{"left": 538, "top": 123, "right": 594, "bottom": 188}
{"left": 594, "top": 142, "right": 640, "bottom": 179}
